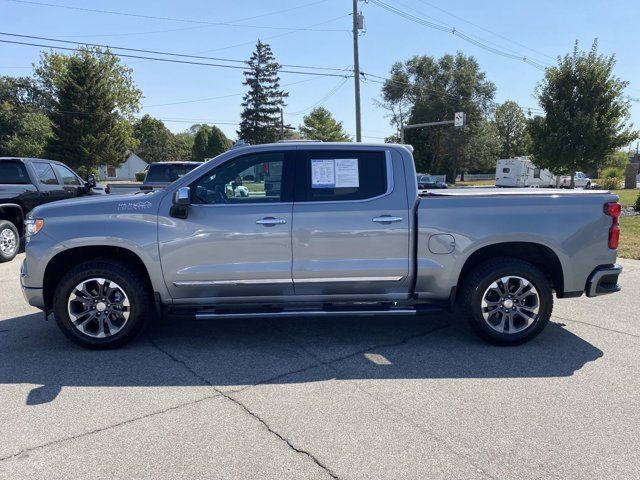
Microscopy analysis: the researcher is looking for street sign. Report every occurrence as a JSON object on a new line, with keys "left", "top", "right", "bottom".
{"left": 454, "top": 112, "right": 464, "bottom": 127}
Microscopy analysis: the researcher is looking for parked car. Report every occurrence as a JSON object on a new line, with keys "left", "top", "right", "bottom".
{"left": 0, "top": 157, "right": 103, "bottom": 262}
{"left": 21, "top": 142, "right": 622, "bottom": 349}
{"left": 559, "top": 171, "right": 591, "bottom": 189}
{"left": 140, "top": 161, "right": 201, "bottom": 191}
{"left": 416, "top": 174, "right": 448, "bottom": 189}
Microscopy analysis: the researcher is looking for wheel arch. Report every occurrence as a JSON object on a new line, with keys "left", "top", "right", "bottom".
{"left": 43, "top": 245, "right": 154, "bottom": 309}
{"left": 0, "top": 203, "right": 25, "bottom": 235}
{"left": 456, "top": 242, "right": 565, "bottom": 298}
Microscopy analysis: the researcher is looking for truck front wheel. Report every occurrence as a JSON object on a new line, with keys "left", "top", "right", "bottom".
{"left": 460, "top": 258, "right": 553, "bottom": 345}
{"left": 53, "top": 259, "right": 150, "bottom": 349}
{"left": 0, "top": 220, "right": 19, "bottom": 262}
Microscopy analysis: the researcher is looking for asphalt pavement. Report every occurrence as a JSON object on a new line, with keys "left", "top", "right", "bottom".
{"left": 0, "top": 254, "right": 638, "bottom": 479}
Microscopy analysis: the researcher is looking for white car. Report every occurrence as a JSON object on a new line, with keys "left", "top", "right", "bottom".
{"left": 559, "top": 171, "right": 591, "bottom": 189}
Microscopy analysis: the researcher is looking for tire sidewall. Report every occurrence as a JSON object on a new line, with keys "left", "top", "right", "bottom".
{"left": 0, "top": 221, "right": 19, "bottom": 262}
{"left": 54, "top": 263, "right": 147, "bottom": 348}
{"left": 468, "top": 263, "right": 552, "bottom": 345}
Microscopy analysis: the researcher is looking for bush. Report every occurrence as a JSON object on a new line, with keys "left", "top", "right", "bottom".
{"left": 635, "top": 192, "right": 640, "bottom": 212}
{"left": 602, "top": 167, "right": 623, "bottom": 179}
{"left": 134, "top": 171, "right": 146, "bottom": 182}
{"left": 600, "top": 177, "right": 621, "bottom": 190}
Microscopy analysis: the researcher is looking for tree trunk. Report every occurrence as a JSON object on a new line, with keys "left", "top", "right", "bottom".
{"left": 570, "top": 171, "right": 575, "bottom": 189}
{"left": 460, "top": 171, "right": 465, "bottom": 181}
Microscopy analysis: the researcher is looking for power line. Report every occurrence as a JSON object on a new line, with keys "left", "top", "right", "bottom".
{"left": 415, "top": 0, "right": 556, "bottom": 61}
{"left": 368, "top": 0, "right": 547, "bottom": 70}
{"left": 4, "top": 0, "right": 349, "bottom": 33}
{"left": 286, "top": 76, "right": 350, "bottom": 115}
{"left": 0, "top": 38, "right": 352, "bottom": 77}
{"left": 361, "top": 72, "right": 545, "bottom": 115}
{"left": 47, "top": 0, "right": 339, "bottom": 39}
{"left": 143, "top": 76, "right": 328, "bottom": 108}
{"left": 0, "top": 32, "right": 352, "bottom": 73}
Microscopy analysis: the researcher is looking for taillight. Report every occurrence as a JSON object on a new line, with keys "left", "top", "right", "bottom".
{"left": 604, "top": 202, "right": 621, "bottom": 249}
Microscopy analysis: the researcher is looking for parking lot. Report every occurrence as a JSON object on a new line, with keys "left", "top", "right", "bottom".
{"left": 0, "top": 254, "right": 639, "bottom": 479}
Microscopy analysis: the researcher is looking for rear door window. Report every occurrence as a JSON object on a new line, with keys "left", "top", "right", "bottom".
{"left": 298, "top": 150, "right": 388, "bottom": 202}
{"left": 0, "top": 161, "right": 30, "bottom": 184}
{"left": 33, "top": 162, "right": 59, "bottom": 185}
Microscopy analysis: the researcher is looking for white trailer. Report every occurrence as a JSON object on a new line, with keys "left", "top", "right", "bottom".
{"left": 495, "top": 157, "right": 555, "bottom": 188}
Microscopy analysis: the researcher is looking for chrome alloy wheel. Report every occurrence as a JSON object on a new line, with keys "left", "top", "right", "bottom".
{"left": 0, "top": 227, "right": 17, "bottom": 256}
{"left": 67, "top": 278, "right": 130, "bottom": 338}
{"left": 480, "top": 276, "right": 540, "bottom": 334}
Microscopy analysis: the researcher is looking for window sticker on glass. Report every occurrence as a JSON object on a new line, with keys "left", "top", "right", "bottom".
{"left": 334, "top": 158, "right": 359, "bottom": 188}
{"left": 311, "top": 159, "right": 335, "bottom": 188}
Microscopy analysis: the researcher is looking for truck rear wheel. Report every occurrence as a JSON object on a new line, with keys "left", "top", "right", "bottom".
{"left": 53, "top": 259, "right": 150, "bottom": 349}
{"left": 459, "top": 258, "right": 553, "bottom": 345}
{"left": 0, "top": 220, "right": 19, "bottom": 263}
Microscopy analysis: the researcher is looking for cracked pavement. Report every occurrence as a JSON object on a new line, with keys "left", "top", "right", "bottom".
{"left": 1, "top": 255, "right": 639, "bottom": 479}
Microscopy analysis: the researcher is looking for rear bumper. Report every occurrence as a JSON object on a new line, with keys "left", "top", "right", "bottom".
{"left": 586, "top": 264, "right": 622, "bottom": 297}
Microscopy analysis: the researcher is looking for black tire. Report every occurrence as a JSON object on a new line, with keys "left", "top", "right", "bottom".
{"left": 0, "top": 220, "right": 20, "bottom": 263}
{"left": 459, "top": 258, "right": 553, "bottom": 346}
{"left": 53, "top": 259, "right": 151, "bottom": 349}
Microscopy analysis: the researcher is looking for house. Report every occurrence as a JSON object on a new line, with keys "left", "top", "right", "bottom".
{"left": 98, "top": 152, "right": 147, "bottom": 181}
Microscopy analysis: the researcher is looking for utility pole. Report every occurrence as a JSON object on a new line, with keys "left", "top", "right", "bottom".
{"left": 352, "top": 0, "right": 362, "bottom": 142}
{"left": 280, "top": 108, "right": 285, "bottom": 140}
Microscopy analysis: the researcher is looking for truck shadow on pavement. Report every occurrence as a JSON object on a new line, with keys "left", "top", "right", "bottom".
{"left": 0, "top": 312, "right": 603, "bottom": 405}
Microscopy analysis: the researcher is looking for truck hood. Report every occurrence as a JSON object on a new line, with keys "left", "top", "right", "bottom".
{"left": 29, "top": 190, "right": 164, "bottom": 219}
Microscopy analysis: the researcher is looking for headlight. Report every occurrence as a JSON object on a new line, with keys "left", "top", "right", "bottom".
{"left": 24, "top": 218, "right": 44, "bottom": 242}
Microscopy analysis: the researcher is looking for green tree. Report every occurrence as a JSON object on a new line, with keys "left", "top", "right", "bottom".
{"left": 238, "top": 41, "right": 288, "bottom": 145}
{"left": 133, "top": 114, "right": 174, "bottom": 162}
{"left": 35, "top": 48, "right": 141, "bottom": 119}
{"left": 192, "top": 125, "right": 211, "bottom": 162}
{"left": 528, "top": 41, "right": 638, "bottom": 187}
{"left": 494, "top": 100, "right": 530, "bottom": 158}
{"left": 381, "top": 52, "right": 496, "bottom": 181}
{"left": 45, "top": 50, "right": 130, "bottom": 174}
{"left": 0, "top": 76, "right": 50, "bottom": 156}
{"left": 299, "top": 107, "right": 351, "bottom": 142}
{"left": 4, "top": 113, "right": 52, "bottom": 157}
{"left": 206, "top": 125, "right": 232, "bottom": 157}
{"left": 171, "top": 132, "right": 195, "bottom": 161}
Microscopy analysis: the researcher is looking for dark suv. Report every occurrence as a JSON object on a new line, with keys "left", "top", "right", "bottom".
{"left": 0, "top": 157, "right": 101, "bottom": 262}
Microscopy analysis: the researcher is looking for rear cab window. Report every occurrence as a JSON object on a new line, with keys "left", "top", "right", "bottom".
{"left": 298, "top": 150, "right": 388, "bottom": 202}
{"left": 0, "top": 160, "right": 30, "bottom": 184}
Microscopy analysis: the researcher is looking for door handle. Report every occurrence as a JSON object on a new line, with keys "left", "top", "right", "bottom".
{"left": 256, "top": 217, "right": 287, "bottom": 226}
{"left": 372, "top": 216, "right": 403, "bottom": 223}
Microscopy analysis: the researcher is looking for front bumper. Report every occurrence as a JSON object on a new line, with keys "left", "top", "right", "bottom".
{"left": 586, "top": 264, "right": 622, "bottom": 297}
{"left": 20, "top": 259, "right": 45, "bottom": 310}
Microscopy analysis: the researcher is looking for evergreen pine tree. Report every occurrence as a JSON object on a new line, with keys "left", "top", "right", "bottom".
{"left": 46, "top": 51, "right": 127, "bottom": 174}
{"left": 238, "top": 41, "right": 288, "bottom": 145}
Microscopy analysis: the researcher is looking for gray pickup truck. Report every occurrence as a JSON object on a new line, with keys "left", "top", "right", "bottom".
{"left": 20, "top": 142, "right": 622, "bottom": 349}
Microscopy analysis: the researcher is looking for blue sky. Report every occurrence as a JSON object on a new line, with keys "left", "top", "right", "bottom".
{"left": 1, "top": 0, "right": 639, "bottom": 146}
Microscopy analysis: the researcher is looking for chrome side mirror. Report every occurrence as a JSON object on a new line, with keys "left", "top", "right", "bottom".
{"left": 171, "top": 187, "right": 191, "bottom": 219}
{"left": 173, "top": 187, "right": 191, "bottom": 206}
